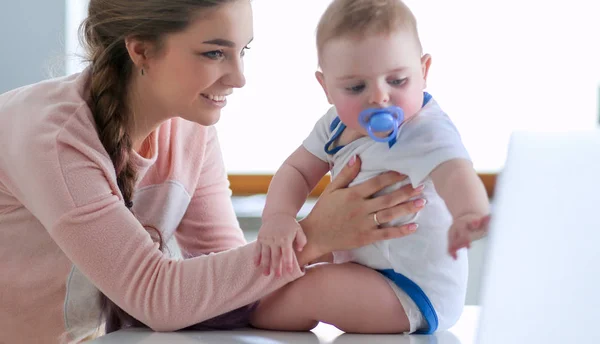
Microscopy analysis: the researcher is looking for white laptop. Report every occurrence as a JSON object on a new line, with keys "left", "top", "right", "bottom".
{"left": 475, "top": 130, "right": 600, "bottom": 343}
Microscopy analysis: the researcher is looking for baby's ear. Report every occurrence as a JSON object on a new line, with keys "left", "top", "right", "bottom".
{"left": 315, "top": 71, "right": 333, "bottom": 104}
{"left": 421, "top": 54, "right": 432, "bottom": 88}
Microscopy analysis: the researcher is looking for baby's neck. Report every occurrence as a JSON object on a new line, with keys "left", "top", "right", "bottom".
{"left": 337, "top": 127, "right": 368, "bottom": 146}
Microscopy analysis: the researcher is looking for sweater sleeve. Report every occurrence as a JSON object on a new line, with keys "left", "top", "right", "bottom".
{"left": 8, "top": 115, "right": 304, "bottom": 331}
{"left": 175, "top": 127, "right": 247, "bottom": 257}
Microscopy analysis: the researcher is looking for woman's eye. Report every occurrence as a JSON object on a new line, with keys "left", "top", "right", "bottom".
{"left": 202, "top": 50, "right": 225, "bottom": 60}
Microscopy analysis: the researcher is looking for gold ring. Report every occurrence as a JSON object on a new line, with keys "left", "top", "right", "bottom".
{"left": 373, "top": 213, "right": 381, "bottom": 226}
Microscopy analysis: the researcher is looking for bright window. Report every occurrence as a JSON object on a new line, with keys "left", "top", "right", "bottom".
{"left": 66, "top": 1, "right": 600, "bottom": 174}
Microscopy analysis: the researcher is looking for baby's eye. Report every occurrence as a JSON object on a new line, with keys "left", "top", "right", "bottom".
{"left": 389, "top": 78, "right": 407, "bottom": 86}
{"left": 346, "top": 84, "right": 365, "bottom": 93}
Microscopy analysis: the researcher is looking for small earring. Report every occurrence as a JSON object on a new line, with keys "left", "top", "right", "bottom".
{"left": 141, "top": 68, "right": 145, "bottom": 76}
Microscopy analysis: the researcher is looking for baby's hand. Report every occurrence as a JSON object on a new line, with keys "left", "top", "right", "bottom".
{"left": 254, "top": 214, "right": 307, "bottom": 277}
{"left": 448, "top": 214, "right": 491, "bottom": 260}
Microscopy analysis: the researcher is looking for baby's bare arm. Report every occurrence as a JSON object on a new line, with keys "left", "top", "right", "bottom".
{"left": 262, "top": 146, "right": 329, "bottom": 219}
{"left": 430, "top": 159, "right": 490, "bottom": 219}
{"left": 431, "top": 159, "right": 490, "bottom": 257}
{"left": 255, "top": 146, "right": 330, "bottom": 276}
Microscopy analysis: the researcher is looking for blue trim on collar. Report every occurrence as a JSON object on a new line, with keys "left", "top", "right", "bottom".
{"left": 324, "top": 118, "right": 347, "bottom": 155}
{"left": 329, "top": 117, "right": 341, "bottom": 132}
{"left": 423, "top": 92, "right": 432, "bottom": 106}
{"left": 388, "top": 134, "right": 397, "bottom": 148}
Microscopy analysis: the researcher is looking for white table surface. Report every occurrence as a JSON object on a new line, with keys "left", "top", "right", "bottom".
{"left": 91, "top": 305, "right": 480, "bottom": 344}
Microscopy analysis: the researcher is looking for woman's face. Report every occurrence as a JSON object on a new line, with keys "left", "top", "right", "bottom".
{"left": 142, "top": 0, "right": 254, "bottom": 126}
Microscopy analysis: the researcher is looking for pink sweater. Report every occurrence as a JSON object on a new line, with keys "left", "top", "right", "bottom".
{"left": 0, "top": 71, "right": 304, "bottom": 343}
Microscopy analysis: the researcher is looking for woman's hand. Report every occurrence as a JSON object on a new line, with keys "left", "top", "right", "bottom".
{"left": 296, "top": 155, "right": 426, "bottom": 265}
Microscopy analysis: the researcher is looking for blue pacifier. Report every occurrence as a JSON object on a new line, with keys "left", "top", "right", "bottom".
{"left": 358, "top": 106, "right": 404, "bottom": 143}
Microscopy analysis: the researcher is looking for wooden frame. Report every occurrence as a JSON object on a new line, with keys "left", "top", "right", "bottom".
{"left": 228, "top": 173, "right": 497, "bottom": 198}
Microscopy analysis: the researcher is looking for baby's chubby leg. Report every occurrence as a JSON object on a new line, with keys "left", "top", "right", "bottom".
{"left": 250, "top": 262, "right": 410, "bottom": 333}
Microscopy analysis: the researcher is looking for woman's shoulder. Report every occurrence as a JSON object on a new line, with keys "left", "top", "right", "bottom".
{"left": 0, "top": 71, "right": 90, "bottom": 116}
{"left": 0, "top": 70, "right": 111, "bottom": 172}
{"left": 0, "top": 70, "right": 96, "bottom": 141}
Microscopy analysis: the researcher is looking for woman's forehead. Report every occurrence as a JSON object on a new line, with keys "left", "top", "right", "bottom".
{"left": 174, "top": 1, "right": 254, "bottom": 46}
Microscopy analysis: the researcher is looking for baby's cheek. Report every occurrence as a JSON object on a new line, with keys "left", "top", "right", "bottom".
{"left": 338, "top": 113, "right": 362, "bottom": 132}
{"left": 398, "top": 98, "right": 423, "bottom": 120}
{"left": 336, "top": 104, "right": 363, "bottom": 130}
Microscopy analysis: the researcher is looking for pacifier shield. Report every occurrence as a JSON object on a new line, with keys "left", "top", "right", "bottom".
{"left": 358, "top": 106, "right": 404, "bottom": 142}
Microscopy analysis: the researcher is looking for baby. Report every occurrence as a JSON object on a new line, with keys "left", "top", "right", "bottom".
{"left": 251, "top": 0, "right": 490, "bottom": 334}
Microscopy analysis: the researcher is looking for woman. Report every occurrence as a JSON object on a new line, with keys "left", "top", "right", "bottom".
{"left": 0, "top": 0, "right": 425, "bottom": 342}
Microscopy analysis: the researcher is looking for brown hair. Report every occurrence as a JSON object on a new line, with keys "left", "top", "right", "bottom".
{"left": 79, "top": 0, "right": 238, "bottom": 334}
{"left": 316, "top": 0, "right": 422, "bottom": 64}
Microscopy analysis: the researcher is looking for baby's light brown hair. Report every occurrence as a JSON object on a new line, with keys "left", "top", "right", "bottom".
{"left": 316, "top": 0, "right": 422, "bottom": 65}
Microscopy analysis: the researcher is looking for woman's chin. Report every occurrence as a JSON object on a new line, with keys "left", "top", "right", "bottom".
{"left": 182, "top": 110, "right": 221, "bottom": 126}
{"left": 204, "top": 110, "right": 222, "bottom": 126}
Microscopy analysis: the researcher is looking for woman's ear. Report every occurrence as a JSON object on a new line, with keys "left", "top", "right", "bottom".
{"left": 125, "top": 37, "right": 152, "bottom": 71}
{"left": 315, "top": 71, "right": 333, "bottom": 104}
{"left": 421, "top": 54, "right": 432, "bottom": 88}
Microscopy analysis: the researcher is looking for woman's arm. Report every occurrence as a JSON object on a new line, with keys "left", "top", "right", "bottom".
{"left": 54, "top": 202, "right": 304, "bottom": 331}
{"left": 175, "top": 127, "right": 247, "bottom": 257}
{"left": 6, "top": 126, "right": 304, "bottom": 332}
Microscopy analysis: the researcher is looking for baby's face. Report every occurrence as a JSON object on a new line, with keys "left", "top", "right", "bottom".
{"left": 317, "top": 30, "right": 430, "bottom": 135}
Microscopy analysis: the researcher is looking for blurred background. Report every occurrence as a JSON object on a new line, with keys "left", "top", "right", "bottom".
{"left": 2, "top": 0, "right": 598, "bottom": 305}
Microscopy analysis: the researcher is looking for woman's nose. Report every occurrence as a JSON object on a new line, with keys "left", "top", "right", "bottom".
{"left": 224, "top": 58, "right": 246, "bottom": 88}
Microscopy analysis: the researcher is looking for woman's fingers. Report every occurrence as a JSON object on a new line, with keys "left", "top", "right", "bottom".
{"left": 367, "top": 184, "right": 425, "bottom": 212}
{"left": 363, "top": 223, "right": 418, "bottom": 245}
{"left": 372, "top": 198, "right": 426, "bottom": 225}
{"left": 324, "top": 155, "right": 361, "bottom": 193}
{"left": 353, "top": 171, "right": 408, "bottom": 198}
{"left": 363, "top": 183, "right": 425, "bottom": 228}
{"left": 299, "top": 161, "right": 426, "bottom": 260}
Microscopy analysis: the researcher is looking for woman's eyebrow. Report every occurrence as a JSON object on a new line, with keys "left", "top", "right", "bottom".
{"left": 203, "top": 37, "right": 254, "bottom": 48}
{"left": 203, "top": 38, "right": 236, "bottom": 48}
